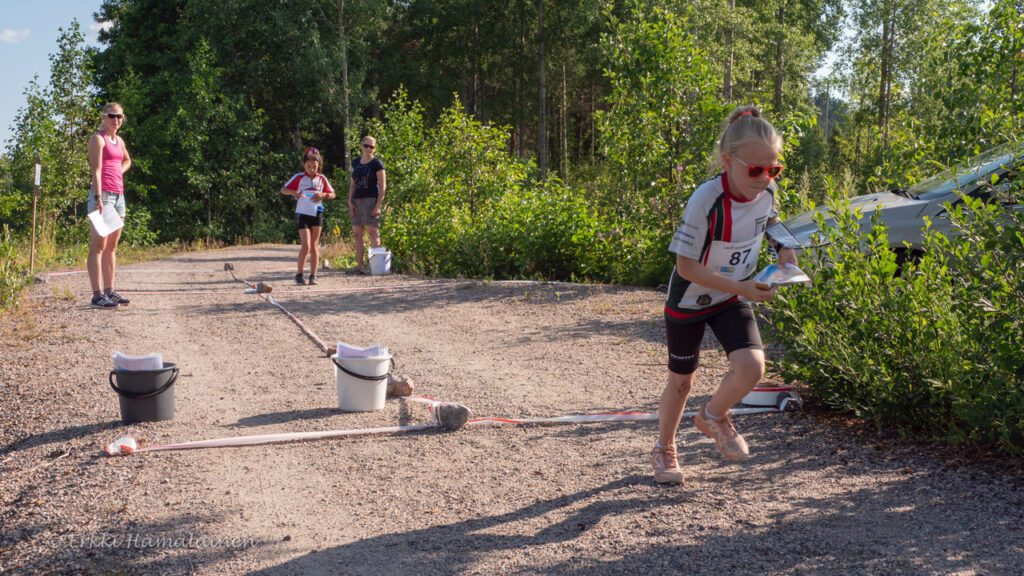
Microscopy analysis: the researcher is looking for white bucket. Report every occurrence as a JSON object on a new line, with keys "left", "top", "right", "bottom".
{"left": 742, "top": 385, "right": 794, "bottom": 407}
{"left": 332, "top": 354, "right": 393, "bottom": 411}
{"left": 368, "top": 247, "right": 391, "bottom": 275}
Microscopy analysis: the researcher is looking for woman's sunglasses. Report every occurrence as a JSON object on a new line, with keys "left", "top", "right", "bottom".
{"left": 732, "top": 156, "right": 783, "bottom": 179}
{"left": 362, "top": 143, "right": 375, "bottom": 149}
{"left": 105, "top": 113, "right": 124, "bottom": 120}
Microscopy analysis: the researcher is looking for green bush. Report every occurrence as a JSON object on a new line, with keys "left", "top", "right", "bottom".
{"left": 0, "top": 225, "right": 30, "bottom": 309}
{"left": 373, "top": 90, "right": 671, "bottom": 284}
{"left": 767, "top": 180, "right": 1024, "bottom": 455}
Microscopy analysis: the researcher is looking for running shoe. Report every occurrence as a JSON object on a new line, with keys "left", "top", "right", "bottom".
{"left": 106, "top": 291, "right": 131, "bottom": 306}
{"left": 307, "top": 275, "right": 318, "bottom": 285}
{"left": 295, "top": 274, "right": 306, "bottom": 285}
{"left": 694, "top": 406, "right": 749, "bottom": 460}
{"left": 90, "top": 294, "right": 119, "bottom": 309}
{"left": 652, "top": 443, "right": 684, "bottom": 484}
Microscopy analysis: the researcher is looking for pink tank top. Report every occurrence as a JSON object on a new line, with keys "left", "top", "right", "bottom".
{"left": 99, "top": 134, "right": 124, "bottom": 194}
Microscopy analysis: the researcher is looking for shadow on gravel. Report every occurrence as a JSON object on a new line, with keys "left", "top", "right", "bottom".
{"left": 231, "top": 408, "right": 343, "bottom": 428}
{"left": 2, "top": 420, "right": 122, "bottom": 454}
{"left": 241, "top": 457, "right": 1022, "bottom": 576}
{"left": 243, "top": 475, "right": 663, "bottom": 576}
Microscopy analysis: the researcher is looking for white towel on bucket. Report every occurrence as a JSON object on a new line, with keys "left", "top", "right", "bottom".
{"left": 113, "top": 351, "right": 163, "bottom": 371}
{"left": 335, "top": 342, "right": 389, "bottom": 359}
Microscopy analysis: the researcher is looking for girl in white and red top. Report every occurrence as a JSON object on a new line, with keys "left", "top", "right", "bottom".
{"left": 652, "top": 106, "right": 798, "bottom": 484}
{"left": 87, "top": 102, "right": 132, "bottom": 309}
{"left": 281, "top": 148, "right": 335, "bottom": 285}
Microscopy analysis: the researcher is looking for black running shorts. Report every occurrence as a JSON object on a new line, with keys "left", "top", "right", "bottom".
{"left": 665, "top": 304, "right": 763, "bottom": 375}
{"left": 297, "top": 212, "right": 323, "bottom": 229}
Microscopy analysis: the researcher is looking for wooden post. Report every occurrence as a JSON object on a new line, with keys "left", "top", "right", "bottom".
{"left": 30, "top": 155, "right": 41, "bottom": 275}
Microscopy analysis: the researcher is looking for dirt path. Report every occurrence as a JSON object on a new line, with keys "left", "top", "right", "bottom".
{"left": 2, "top": 245, "right": 1022, "bottom": 575}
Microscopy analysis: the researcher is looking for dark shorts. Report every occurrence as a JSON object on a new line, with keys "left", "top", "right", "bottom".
{"left": 351, "top": 197, "right": 380, "bottom": 227}
{"left": 665, "top": 304, "right": 763, "bottom": 375}
{"left": 297, "top": 212, "right": 323, "bottom": 229}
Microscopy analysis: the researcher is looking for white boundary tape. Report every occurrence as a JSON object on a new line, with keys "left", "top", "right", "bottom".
{"left": 105, "top": 405, "right": 783, "bottom": 456}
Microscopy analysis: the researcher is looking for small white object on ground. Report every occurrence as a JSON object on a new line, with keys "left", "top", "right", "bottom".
{"left": 104, "top": 436, "right": 137, "bottom": 456}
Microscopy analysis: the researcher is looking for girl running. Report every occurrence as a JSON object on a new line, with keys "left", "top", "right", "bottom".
{"left": 652, "top": 106, "right": 798, "bottom": 484}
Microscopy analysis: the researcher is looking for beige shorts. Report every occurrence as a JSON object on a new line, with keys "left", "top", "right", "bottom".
{"left": 351, "top": 197, "right": 380, "bottom": 227}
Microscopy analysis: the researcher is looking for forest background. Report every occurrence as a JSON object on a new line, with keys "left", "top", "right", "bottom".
{"left": 1, "top": 0, "right": 1022, "bottom": 454}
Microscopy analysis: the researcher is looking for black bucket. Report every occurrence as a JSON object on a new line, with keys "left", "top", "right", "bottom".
{"left": 109, "top": 362, "right": 178, "bottom": 424}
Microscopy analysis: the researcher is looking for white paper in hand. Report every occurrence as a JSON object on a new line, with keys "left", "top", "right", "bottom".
{"left": 752, "top": 263, "right": 812, "bottom": 289}
{"left": 87, "top": 209, "right": 124, "bottom": 237}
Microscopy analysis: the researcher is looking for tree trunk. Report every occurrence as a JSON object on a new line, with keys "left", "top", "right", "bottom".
{"left": 724, "top": 0, "right": 734, "bottom": 103}
{"left": 470, "top": 13, "right": 479, "bottom": 117}
{"left": 774, "top": 5, "right": 784, "bottom": 111}
{"left": 537, "top": 0, "right": 547, "bottom": 177}
{"left": 823, "top": 81, "right": 830, "bottom": 142}
{"left": 338, "top": 0, "right": 350, "bottom": 169}
{"left": 561, "top": 62, "right": 568, "bottom": 182}
{"left": 878, "top": 1, "right": 893, "bottom": 141}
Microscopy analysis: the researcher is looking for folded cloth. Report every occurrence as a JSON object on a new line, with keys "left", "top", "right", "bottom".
{"left": 113, "top": 351, "right": 162, "bottom": 371}
{"left": 335, "top": 342, "right": 389, "bottom": 358}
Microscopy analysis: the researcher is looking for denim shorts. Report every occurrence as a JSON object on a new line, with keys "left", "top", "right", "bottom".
{"left": 88, "top": 190, "right": 126, "bottom": 218}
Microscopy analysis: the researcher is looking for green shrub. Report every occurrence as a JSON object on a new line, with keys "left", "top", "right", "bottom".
{"left": 0, "top": 225, "right": 30, "bottom": 309}
{"left": 767, "top": 180, "right": 1024, "bottom": 455}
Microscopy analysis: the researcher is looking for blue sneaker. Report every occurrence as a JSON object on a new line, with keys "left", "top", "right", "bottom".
{"left": 90, "top": 294, "right": 118, "bottom": 309}
{"left": 106, "top": 291, "right": 131, "bottom": 306}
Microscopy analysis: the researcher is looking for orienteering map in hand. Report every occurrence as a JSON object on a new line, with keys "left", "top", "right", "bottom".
{"left": 753, "top": 262, "right": 812, "bottom": 289}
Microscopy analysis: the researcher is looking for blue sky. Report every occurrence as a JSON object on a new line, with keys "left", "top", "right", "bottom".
{"left": 0, "top": 1, "right": 106, "bottom": 148}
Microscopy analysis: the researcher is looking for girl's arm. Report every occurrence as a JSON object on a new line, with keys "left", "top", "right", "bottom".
{"left": 675, "top": 254, "right": 775, "bottom": 303}
{"left": 312, "top": 178, "right": 335, "bottom": 202}
{"left": 280, "top": 176, "right": 302, "bottom": 198}
{"left": 766, "top": 216, "right": 798, "bottom": 266}
{"left": 119, "top": 137, "right": 132, "bottom": 174}
{"left": 88, "top": 134, "right": 104, "bottom": 213}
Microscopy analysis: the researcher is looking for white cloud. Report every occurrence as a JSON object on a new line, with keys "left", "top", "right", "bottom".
{"left": 90, "top": 21, "right": 114, "bottom": 33}
{"left": 0, "top": 29, "right": 30, "bottom": 44}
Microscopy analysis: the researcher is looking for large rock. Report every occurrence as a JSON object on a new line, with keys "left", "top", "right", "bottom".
{"left": 434, "top": 402, "right": 472, "bottom": 431}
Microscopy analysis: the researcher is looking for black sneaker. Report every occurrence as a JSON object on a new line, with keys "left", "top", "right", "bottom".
{"left": 106, "top": 291, "right": 131, "bottom": 306}
{"left": 295, "top": 274, "right": 306, "bottom": 285}
{"left": 308, "top": 275, "right": 318, "bottom": 286}
{"left": 90, "top": 294, "right": 119, "bottom": 309}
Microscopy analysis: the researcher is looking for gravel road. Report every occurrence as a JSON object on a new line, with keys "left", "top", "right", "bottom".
{"left": 1, "top": 244, "right": 1022, "bottom": 575}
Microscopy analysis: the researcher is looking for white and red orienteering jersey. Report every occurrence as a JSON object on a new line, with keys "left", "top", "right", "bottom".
{"left": 664, "top": 172, "right": 777, "bottom": 322}
{"left": 283, "top": 172, "right": 334, "bottom": 216}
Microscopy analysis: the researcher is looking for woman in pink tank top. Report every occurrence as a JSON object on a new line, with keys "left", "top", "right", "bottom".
{"left": 86, "top": 102, "right": 133, "bottom": 308}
